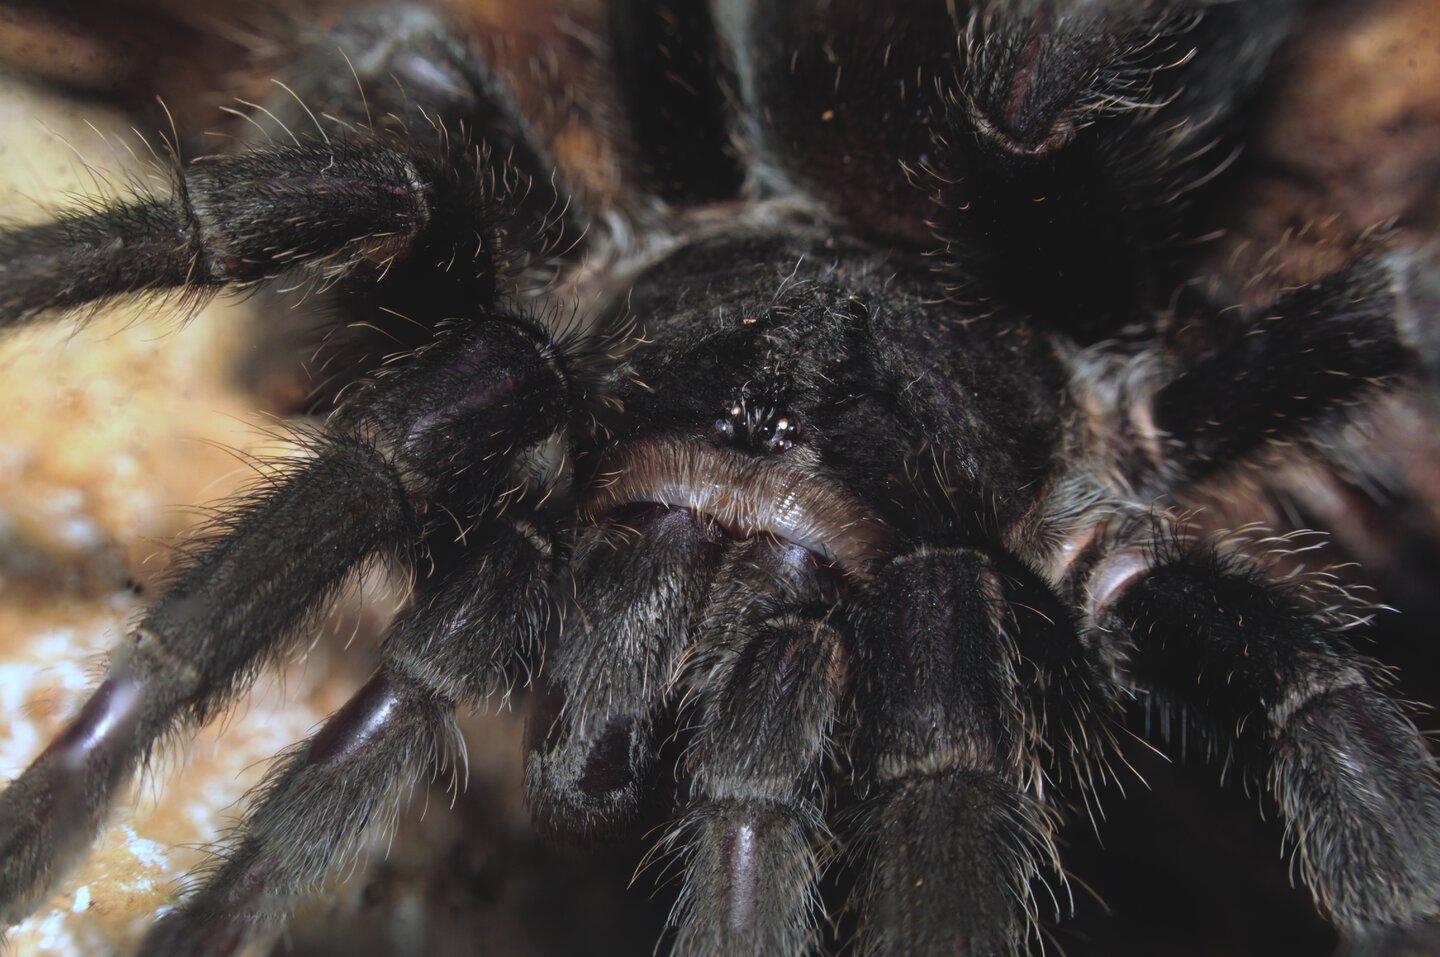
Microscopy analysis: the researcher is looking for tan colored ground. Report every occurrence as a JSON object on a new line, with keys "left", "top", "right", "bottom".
{"left": 0, "top": 75, "right": 352, "bottom": 956}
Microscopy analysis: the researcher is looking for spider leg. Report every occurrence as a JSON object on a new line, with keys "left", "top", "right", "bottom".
{"left": 265, "top": 6, "right": 552, "bottom": 164}
{"left": 0, "top": 7, "right": 578, "bottom": 329}
{"left": 136, "top": 513, "right": 560, "bottom": 957}
{"left": 1145, "top": 254, "right": 1438, "bottom": 484}
{"left": 0, "top": 313, "right": 580, "bottom": 926}
{"left": 525, "top": 506, "right": 728, "bottom": 841}
{"left": 847, "top": 546, "right": 1082, "bottom": 957}
{"left": 0, "top": 138, "right": 515, "bottom": 325}
{"left": 1082, "top": 533, "right": 1440, "bottom": 932}
{"left": 712, "top": 0, "right": 1303, "bottom": 336}
{"left": 609, "top": 0, "right": 741, "bottom": 204}
{"left": 664, "top": 539, "right": 845, "bottom": 956}
{"left": 254, "top": 5, "right": 579, "bottom": 272}
{"left": 137, "top": 672, "right": 444, "bottom": 957}
{"left": 0, "top": 7, "right": 591, "bottom": 934}
{"left": 0, "top": 433, "right": 413, "bottom": 927}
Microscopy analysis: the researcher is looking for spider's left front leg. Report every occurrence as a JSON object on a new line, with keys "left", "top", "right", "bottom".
{"left": 1076, "top": 531, "right": 1440, "bottom": 936}
{"left": 1077, "top": 253, "right": 1440, "bottom": 937}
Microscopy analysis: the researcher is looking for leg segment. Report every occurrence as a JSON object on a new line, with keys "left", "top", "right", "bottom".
{"left": 1145, "top": 254, "right": 1438, "bottom": 483}
{"left": 139, "top": 671, "right": 447, "bottom": 957}
{"left": 524, "top": 506, "right": 727, "bottom": 841}
{"left": 138, "top": 513, "right": 560, "bottom": 956}
{"left": 0, "top": 312, "right": 581, "bottom": 926}
{"left": 847, "top": 546, "right": 1073, "bottom": 957}
{"left": 1086, "top": 536, "right": 1440, "bottom": 929}
{"left": 0, "top": 6, "right": 582, "bottom": 327}
{"left": 664, "top": 540, "right": 845, "bottom": 956}
{"left": 256, "top": 5, "right": 580, "bottom": 256}
{"left": 0, "top": 140, "right": 500, "bottom": 324}
{"left": 0, "top": 434, "right": 414, "bottom": 927}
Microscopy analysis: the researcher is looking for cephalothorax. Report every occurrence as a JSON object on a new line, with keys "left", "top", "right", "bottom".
{"left": 0, "top": 1, "right": 1438, "bottom": 955}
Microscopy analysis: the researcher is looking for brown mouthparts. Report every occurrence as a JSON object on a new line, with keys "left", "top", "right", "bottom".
{"left": 586, "top": 437, "right": 896, "bottom": 580}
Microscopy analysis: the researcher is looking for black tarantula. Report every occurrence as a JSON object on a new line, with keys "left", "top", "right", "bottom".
{"left": 1, "top": 0, "right": 1439, "bottom": 954}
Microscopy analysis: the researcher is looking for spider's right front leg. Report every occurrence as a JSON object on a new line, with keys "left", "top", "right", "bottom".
{"left": 0, "top": 5, "right": 594, "bottom": 936}
{"left": 0, "top": 300, "right": 587, "bottom": 926}
{"left": 0, "top": 307, "right": 589, "bottom": 928}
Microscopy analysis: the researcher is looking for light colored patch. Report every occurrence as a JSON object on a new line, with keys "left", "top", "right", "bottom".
{"left": 121, "top": 826, "right": 168, "bottom": 871}
{"left": 0, "top": 72, "right": 351, "bottom": 956}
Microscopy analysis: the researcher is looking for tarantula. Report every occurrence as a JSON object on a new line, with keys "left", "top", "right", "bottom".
{"left": 1, "top": 0, "right": 1439, "bottom": 954}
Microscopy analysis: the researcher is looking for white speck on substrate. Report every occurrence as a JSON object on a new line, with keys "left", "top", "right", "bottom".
{"left": 0, "top": 659, "right": 42, "bottom": 712}
{"left": 71, "top": 885, "right": 90, "bottom": 913}
{"left": 31, "top": 627, "right": 82, "bottom": 661}
{"left": 15, "top": 910, "right": 76, "bottom": 953}
{"left": 59, "top": 516, "right": 102, "bottom": 549}
{"left": 122, "top": 825, "right": 169, "bottom": 870}
{"left": 43, "top": 487, "right": 85, "bottom": 513}
{"left": 185, "top": 800, "right": 225, "bottom": 843}
{"left": 112, "top": 454, "right": 139, "bottom": 478}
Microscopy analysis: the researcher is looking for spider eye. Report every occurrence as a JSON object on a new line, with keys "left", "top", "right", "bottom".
{"left": 717, "top": 398, "right": 799, "bottom": 453}
{"left": 766, "top": 416, "right": 797, "bottom": 452}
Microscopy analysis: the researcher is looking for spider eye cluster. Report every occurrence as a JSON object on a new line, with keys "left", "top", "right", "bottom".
{"left": 713, "top": 397, "right": 799, "bottom": 453}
